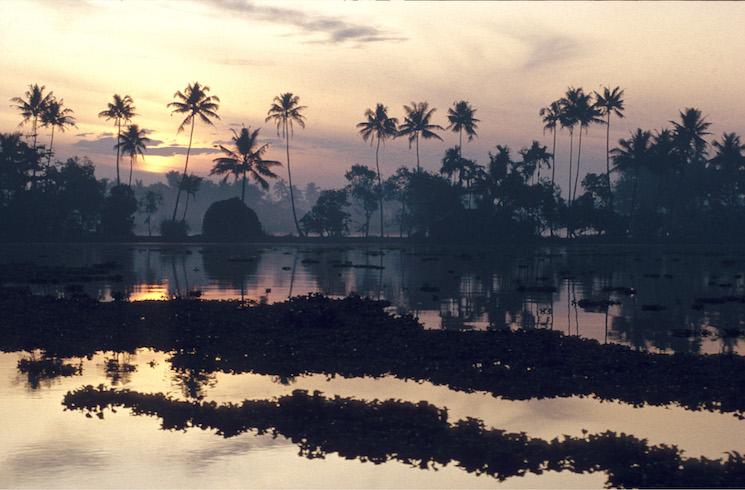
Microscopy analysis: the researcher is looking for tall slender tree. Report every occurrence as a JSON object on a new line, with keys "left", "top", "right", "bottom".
{"left": 11, "top": 84, "right": 54, "bottom": 150}
{"left": 357, "top": 103, "right": 399, "bottom": 238}
{"left": 211, "top": 127, "right": 281, "bottom": 203}
{"left": 40, "top": 97, "right": 76, "bottom": 165}
{"left": 116, "top": 124, "right": 151, "bottom": 186}
{"left": 180, "top": 174, "right": 203, "bottom": 222}
{"left": 539, "top": 100, "right": 561, "bottom": 189}
{"left": 98, "top": 94, "right": 136, "bottom": 186}
{"left": 397, "top": 101, "right": 443, "bottom": 172}
{"left": 167, "top": 82, "right": 220, "bottom": 221}
{"left": 559, "top": 89, "right": 579, "bottom": 205}
{"left": 594, "top": 86, "right": 625, "bottom": 206}
{"left": 446, "top": 100, "right": 479, "bottom": 157}
{"left": 266, "top": 93, "right": 307, "bottom": 237}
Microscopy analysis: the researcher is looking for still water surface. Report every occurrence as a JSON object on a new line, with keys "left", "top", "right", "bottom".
{"left": 1, "top": 242, "right": 745, "bottom": 487}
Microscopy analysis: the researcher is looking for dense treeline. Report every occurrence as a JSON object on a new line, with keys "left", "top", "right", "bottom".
{"left": 2, "top": 82, "right": 744, "bottom": 241}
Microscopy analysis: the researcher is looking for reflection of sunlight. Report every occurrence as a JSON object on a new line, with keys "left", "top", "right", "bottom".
{"left": 130, "top": 283, "right": 169, "bottom": 301}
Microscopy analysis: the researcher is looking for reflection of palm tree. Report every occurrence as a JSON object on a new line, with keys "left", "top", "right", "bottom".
{"left": 594, "top": 86, "right": 625, "bottom": 205}
{"left": 11, "top": 83, "right": 54, "bottom": 150}
{"left": 397, "top": 101, "right": 443, "bottom": 172}
{"left": 446, "top": 100, "right": 479, "bottom": 156}
{"left": 357, "top": 104, "right": 399, "bottom": 238}
{"left": 167, "top": 82, "right": 220, "bottom": 221}
{"left": 116, "top": 124, "right": 151, "bottom": 186}
{"left": 266, "top": 93, "right": 307, "bottom": 237}
{"left": 180, "top": 174, "right": 203, "bottom": 222}
{"left": 611, "top": 129, "right": 652, "bottom": 230}
{"left": 40, "top": 97, "right": 76, "bottom": 165}
{"left": 98, "top": 94, "right": 136, "bottom": 186}
{"left": 211, "top": 127, "right": 281, "bottom": 203}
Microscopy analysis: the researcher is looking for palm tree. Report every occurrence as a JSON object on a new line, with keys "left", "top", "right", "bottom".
{"left": 611, "top": 129, "right": 653, "bottom": 230}
{"left": 567, "top": 89, "right": 602, "bottom": 203}
{"left": 98, "top": 94, "right": 136, "bottom": 186}
{"left": 709, "top": 132, "right": 745, "bottom": 172}
{"left": 180, "top": 174, "right": 203, "bottom": 222}
{"left": 265, "top": 93, "right": 307, "bottom": 237}
{"left": 211, "top": 127, "right": 282, "bottom": 203}
{"left": 440, "top": 146, "right": 463, "bottom": 185}
{"left": 167, "top": 82, "right": 220, "bottom": 221}
{"left": 671, "top": 107, "right": 711, "bottom": 168}
{"left": 594, "top": 86, "right": 625, "bottom": 205}
{"left": 397, "top": 101, "right": 443, "bottom": 172}
{"left": 519, "top": 141, "right": 552, "bottom": 183}
{"left": 446, "top": 100, "right": 479, "bottom": 156}
{"left": 139, "top": 191, "right": 162, "bottom": 237}
{"left": 539, "top": 100, "right": 561, "bottom": 190}
{"left": 40, "top": 97, "right": 76, "bottom": 165}
{"left": 559, "top": 89, "right": 579, "bottom": 205}
{"left": 116, "top": 124, "right": 151, "bottom": 186}
{"left": 357, "top": 103, "right": 399, "bottom": 238}
{"left": 10, "top": 84, "right": 54, "bottom": 149}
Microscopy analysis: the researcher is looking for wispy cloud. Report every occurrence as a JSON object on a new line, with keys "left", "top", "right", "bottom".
{"left": 72, "top": 134, "right": 218, "bottom": 157}
{"left": 206, "top": 0, "right": 407, "bottom": 44}
{"left": 519, "top": 33, "right": 582, "bottom": 72}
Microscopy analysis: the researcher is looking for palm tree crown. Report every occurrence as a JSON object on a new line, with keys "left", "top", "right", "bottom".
{"left": 594, "top": 86, "right": 625, "bottom": 206}
{"left": 671, "top": 107, "right": 711, "bottom": 165}
{"left": 398, "top": 101, "right": 443, "bottom": 172}
{"left": 446, "top": 100, "right": 479, "bottom": 151}
{"left": 211, "top": 127, "right": 281, "bottom": 202}
{"left": 40, "top": 97, "right": 76, "bottom": 164}
{"left": 709, "top": 132, "right": 745, "bottom": 172}
{"left": 98, "top": 94, "right": 136, "bottom": 186}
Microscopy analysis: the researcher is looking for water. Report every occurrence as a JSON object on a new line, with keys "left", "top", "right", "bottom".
{"left": 2, "top": 242, "right": 745, "bottom": 487}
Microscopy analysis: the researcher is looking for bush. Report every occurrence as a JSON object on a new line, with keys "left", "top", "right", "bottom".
{"left": 160, "top": 219, "right": 189, "bottom": 241}
{"left": 202, "top": 198, "right": 262, "bottom": 241}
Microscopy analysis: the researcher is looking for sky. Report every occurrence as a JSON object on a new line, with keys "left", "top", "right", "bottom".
{"left": 1, "top": 0, "right": 745, "bottom": 193}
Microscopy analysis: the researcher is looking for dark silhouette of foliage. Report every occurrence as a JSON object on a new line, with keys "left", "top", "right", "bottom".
{"left": 202, "top": 197, "right": 263, "bottom": 241}
{"left": 301, "top": 189, "right": 350, "bottom": 237}
{"left": 345, "top": 164, "right": 379, "bottom": 237}
{"left": 101, "top": 184, "right": 137, "bottom": 238}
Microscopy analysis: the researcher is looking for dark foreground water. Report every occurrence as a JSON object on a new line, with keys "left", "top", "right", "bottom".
{"left": 2, "top": 242, "right": 745, "bottom": 487}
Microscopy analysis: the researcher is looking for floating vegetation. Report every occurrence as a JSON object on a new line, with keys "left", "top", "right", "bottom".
{"left": 63, "top": 387, "right": 745, "bottom": 489}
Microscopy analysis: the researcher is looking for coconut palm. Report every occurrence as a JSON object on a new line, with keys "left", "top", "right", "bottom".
{"left": 671, "top": 107, "right": 711, "bottom": 167}
{"left": 594, "top": 86, "right": 625, "bottom": 205}
{"left": 709, "top": 132, "right": 745, "bottom": 172}
{"left": 10, "top": 84, "right": 54, "bottom": 150}
{"left": 446, "top": 100, "right": 479, "bottom": 156}
{"left": 612, "top": 129, "right": 653, "bottom": 229}
{"left": 540, "top": 101, "right": 562, "bottom": 190}
{"left": 440, "top": 146, "right": 464, "bottom": 185}
{"left": 167, "top": 82, "right": 220, "bottom": 221}
{"left": 265, "top": 93, "right": 307, "bottom": 237}
{"left": 98, "top": 94, "right": 136, "bottom": 186}
{"left": 179, "top": 173, "right": 203, "bottom": 222}
{"left": 567, "top": 89, "right": 602, "bottom": 203}
{"left": 211, "top": 127, "right": 282, "bottom": 203}
{"left": 559, "top": 89, "right": 579, "bottom": 204}
{"left": 139, "top": 191, "right": 162, "bottom": 237}
{"left": 519, "top": 141, "right": 552, "bottom": 183}
{"left": 116, "top": 124, "right": 151, "bottom": 186}
{"left": 40, "top": 97, "right": 76, "bottom": 165}
{"left": 357, "top": 103, "right": 399, "bottom": 238}
{"left": 397, "top": 101, "right": 443, "bottom": 172}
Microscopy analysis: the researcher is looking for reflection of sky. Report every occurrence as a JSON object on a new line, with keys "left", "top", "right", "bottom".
{"left": 1, "top": 2, "right": 745, "bottom": 190}
{"left": 2, "top": 243, "right": 743, "bottom": 355}
{"left": 1, "top": 349, "right": 743, "bottom": 488}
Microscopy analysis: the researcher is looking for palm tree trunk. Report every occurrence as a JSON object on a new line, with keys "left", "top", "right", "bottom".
{"left": 47, "top": 126, "right": 55, "bottom": 166}
{"left": 459, "top": 128, "right": 463, "bottom": 155}
{"left": 605, "top": 113, "right": 613, "bottom": 209}
{"left": 573, "top": 128, "right": 584, "bottom": 202}
{"left": 568, "top": 129, "right": 574, "bottom": 204}
{"left": 415, "top": 133, "right": 420, "bottom": 172}
{"left": 115, "top": 119, "right": 122, "bottom": 186}
{"left": 375, "top": 138, "right": 384, "bottom": 239}
{"left": 182, "top": 193, "right": 190, "bottom": 222}
{"left": 31, "top": 116, "right": 38, "bottom": 188}
{"left": 241, "top": 170, "right": 247, "bottom": 203}
{"left": 550, "top": 128, "right": 557, "bottom": 238}
{"left": 128, "top": 155, "right": 134, "bottom": 187}
{"left": 285, "top": 119, "right": 304, "bottom": 237}
{"left": 172, "top": 118, "right": 195, "bottom": 222}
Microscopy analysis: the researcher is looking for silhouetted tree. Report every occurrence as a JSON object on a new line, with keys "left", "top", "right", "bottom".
{"left": 446, "top": 100, "right": 479, "bottom": 156}
{"left": 139, "top": 190, "right": 162, "bottom": 237}
{"left": 266, "top": 93, "right": 307, "bottom": 237}
{"left": 300, "top": 189, "right": 350, "bottom": 237}
{"left": 116, "top": 124, "right": 150, "bottom": 186}
{"left": 40, "top": 97, "right": 76, "bottom": 166}
{"left": 11, "top": 84, "right": 54, "bottom": 150}
{"left": 383, "top": 167, "right": 411, "bottom": 237}
{"left": 211, "top": 127, "right": 281, "bottom": 203}
{"left": 98, "top": 94, "right": 136, "bottom": 186}
{"left": 345, "top": 164, "right": 378, "bottom": 237}
{"left": 357, "top": 103, "right": 398, "bottom": 238}
{"left": 167, "top": 82, "right": 220, "bottom": 221}
{"left": 612, "top": 129, "right": 653, "bottom": 232}
{"left": 594, "top": 86, "right": 625, "bottom": 205}
{"left": 540, "top": 100, "right": 561, "bottom": 190}
{"left": 180, "top": 174, "right": 203, "bottom": 222}
{"left": 518, "top": 141, "right": 552, "bottom": 183}
{"left": 397, "top": 101, "right": 443, "bottom": 172}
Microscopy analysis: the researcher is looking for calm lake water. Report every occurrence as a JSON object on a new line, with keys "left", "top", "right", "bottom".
{"left": 2, "top": 242, "right": 745, "bottom": 487}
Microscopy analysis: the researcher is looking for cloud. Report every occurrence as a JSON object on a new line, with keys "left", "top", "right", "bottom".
{"left": 519, "top": 33, "right": 582, "bottom": 72}
{"left": 72, "top": 134, "right": 218, "bottom": 157}
{"left": 206, "top": 0, "right": 407, "bottom": 45}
